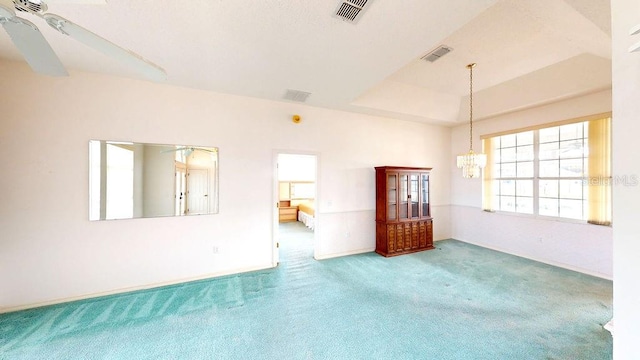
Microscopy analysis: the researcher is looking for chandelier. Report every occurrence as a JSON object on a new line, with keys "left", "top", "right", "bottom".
{"left": 457, "top": 63, "right": 487, "bottom": 178}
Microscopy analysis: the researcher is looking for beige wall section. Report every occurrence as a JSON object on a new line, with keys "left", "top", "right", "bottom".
{"left": 612, "top": 0, "right": 640, "bottom": 357}
{"left": 0, "top": 61, "right": 451, "bottom": 310}
{"left": 450, "top": 89, "right": 613, "bottom": 279}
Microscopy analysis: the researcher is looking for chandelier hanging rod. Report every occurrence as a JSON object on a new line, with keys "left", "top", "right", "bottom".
{"left": 468, "top": 62, "right": 476, "bottom": 151}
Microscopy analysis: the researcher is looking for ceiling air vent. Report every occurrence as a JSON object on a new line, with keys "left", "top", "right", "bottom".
{"left": 283, "top": 89, "right": 311, "bottom": 103}
{"left": 421, "top": 45, "right": 453, "bottom": 63}
{"left": 334, "top": 0, "right": 373, "bottom": 23}
{"left": 13, "top": 0, "right": 47, "bottom": 12}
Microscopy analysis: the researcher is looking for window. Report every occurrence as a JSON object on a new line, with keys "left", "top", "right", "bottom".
{"left": 482, "top": 116, "right": 611, "bottom": 225}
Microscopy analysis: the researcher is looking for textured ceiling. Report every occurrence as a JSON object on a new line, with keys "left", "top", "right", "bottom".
{"left": 0, "top": 0, "right": 612, "bottom": 125}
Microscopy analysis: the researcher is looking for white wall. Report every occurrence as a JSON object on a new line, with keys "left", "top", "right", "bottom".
{"left": 0, "top": 61, "right": 451, "bottom": 311}
{"left": 450, "top": 89, "right": 613, "bottom": 279}
{"left": 611, "top": 0, "right": 640, "bottom": 357}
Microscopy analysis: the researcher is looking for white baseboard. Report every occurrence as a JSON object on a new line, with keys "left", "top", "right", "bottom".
{"left": 0, "top": 263, "right": 274, "bottom": 314}
{"left": 314, "top": 248, "right": 374, "bottom": 260}
{"left": 453, "top": 238, "right": 613, "bottom": 280}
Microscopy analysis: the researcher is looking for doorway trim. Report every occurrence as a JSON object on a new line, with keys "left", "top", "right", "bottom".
{"left": 272, "top": 150, "right": 319, "bottom": 266}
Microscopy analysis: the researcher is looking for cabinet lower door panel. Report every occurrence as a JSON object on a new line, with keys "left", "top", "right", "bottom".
{"left": 411, "top": 222, "right": 419, "bottom": 249}
{"left": 419, "top": 222, "right": 427, "bottom": 248}
{"left": 404, "top": 224, "right": 412, "bottom": 251}
{"left": 386, "top": 225, "right": 396, "bottom": 253}
{"left": 376, "top": 220, "right": 434, "bottom": 257}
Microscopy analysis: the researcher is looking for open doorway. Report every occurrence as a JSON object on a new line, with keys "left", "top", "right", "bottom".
{"left": 273, "top": 152, "right": 317, "bottom": 266}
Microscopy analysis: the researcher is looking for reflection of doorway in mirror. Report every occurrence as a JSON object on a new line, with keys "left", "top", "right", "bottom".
{"left": 187, "top": 168, "right": 209, "bottom": 215}
{"left": 175, "top": 164, "right": 187, "bottom": 216}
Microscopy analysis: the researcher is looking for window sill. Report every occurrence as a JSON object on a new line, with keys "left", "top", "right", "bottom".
{"left": 482, "top": 209, "right": 611, "bottom": 227}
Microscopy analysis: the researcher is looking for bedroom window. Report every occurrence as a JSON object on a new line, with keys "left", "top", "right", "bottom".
{"left": 482, "top": 115, "right": 611, "bottom": 225}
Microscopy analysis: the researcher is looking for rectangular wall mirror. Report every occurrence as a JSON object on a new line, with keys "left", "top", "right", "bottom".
{"left": 89, "top": 140, "right": 219, "bottom": 221}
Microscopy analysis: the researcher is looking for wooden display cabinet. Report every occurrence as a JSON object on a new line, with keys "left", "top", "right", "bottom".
{"left": 375, "top": 166, "right": 434, "bottom": 257}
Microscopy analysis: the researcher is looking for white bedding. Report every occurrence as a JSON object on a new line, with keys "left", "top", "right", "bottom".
{"left": 298, "top": 210, "right": 314, "bottom": 230}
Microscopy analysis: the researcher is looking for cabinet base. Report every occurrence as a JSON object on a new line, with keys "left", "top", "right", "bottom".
{"left": 375, "top": 246, "right": 435, "bottom": 257}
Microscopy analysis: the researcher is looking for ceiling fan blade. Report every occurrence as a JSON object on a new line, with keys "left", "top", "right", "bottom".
{"left": 160, "top": 147, "right": 186, "bottom": 153}
{"left": 43, "top": 13, "right": 167, "bottom": 82}
{"left": 0, "top": 14, "right": 68, "bottom": 76}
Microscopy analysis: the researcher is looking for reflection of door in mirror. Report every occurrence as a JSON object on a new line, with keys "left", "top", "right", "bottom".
{"left": 187, "top": 168, "right": 209, "bottom": 215}
{"left": 175, "top": 164, "right": 187, "bottom": 216}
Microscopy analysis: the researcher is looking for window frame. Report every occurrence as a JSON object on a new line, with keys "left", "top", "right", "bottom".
{"left": 481, "top": 113, "right": 610, "bottom": 224}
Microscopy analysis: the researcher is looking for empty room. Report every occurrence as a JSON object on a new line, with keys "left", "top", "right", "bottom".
{"left": 1, "top": 0, "right": 639, "bottom": 359}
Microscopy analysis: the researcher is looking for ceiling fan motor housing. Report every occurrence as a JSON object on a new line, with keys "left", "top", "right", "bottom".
{"left": 13, "top": 0, "right": 46, "bottom": 13}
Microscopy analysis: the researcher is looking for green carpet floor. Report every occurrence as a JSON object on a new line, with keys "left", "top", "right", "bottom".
{"left": 0, "top": 222, "right": 612, "bottom": 359}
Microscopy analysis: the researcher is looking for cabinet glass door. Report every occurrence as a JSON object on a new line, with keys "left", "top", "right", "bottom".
{"left": 387, "top": 174, "right": 397, "bottom": 220}
{"left": 399, "top": 174, "right": 409, "bottom": 219}
{"left": 410, "top": 174, "right": 419, "bottom": 219}
{"left": 421, "top": 173, "right": 430, "bottom": 217}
